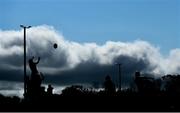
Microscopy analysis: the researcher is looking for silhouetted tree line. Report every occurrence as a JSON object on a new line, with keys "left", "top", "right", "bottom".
{"left": 0, "top": 72, "right": 180, "bottom": 101}
{"left": 0, "top": 94, "right": 20, "bottom": 105}
{"left": 59, "top": 72, "right": 180, "bottom": 97}
{"left": 0, "top": 72, "right": 180, "bottom": 99}
{"left": 0, "top": 72, "right": 180, "bottom": 111}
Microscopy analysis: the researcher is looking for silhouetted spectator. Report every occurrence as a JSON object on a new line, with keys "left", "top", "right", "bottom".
{"left": 47, "top": 84, "right": 54, "bottom": 95}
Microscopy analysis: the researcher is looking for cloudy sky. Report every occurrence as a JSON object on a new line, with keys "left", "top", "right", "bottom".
{"left": 0, "top": 0, "right": 180, "bottom": 97}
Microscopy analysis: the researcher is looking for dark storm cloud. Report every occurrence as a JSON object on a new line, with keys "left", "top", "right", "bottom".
{"left": 44, "top": 54, "right": 156, "bottom": 87}
{"left": 0, "top": 25, "right": 180, "bottom": 89}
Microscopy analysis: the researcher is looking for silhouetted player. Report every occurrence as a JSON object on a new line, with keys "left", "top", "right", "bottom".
{"left": 28, "top": 56, "right": 44, "bottom": 97}
{"left": 28, "top": 56, "right": 40, "bottom": 75}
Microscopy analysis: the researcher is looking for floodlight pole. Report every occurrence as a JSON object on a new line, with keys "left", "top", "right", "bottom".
{"left": 116, "top": 63, "right": 122, "bottom": 91}
{"left": 20, "top": 25, "right": 31, "bottom": 98}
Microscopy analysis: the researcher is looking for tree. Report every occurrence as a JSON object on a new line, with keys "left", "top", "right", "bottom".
{"left": 104, "top": 75, "right": 116, "bottom": 94}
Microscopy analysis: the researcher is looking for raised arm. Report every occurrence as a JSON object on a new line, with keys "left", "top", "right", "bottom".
{"left": 34, "top": 57, "right": 40, "bottom": 64}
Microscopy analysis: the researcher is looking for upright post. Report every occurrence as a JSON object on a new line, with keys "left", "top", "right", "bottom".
{"left": 20, "top": 25, "right": 31, "bottom": 98}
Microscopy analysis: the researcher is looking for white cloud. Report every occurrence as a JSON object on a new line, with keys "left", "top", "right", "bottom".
{"left": 0, "top": 25, "right": 180, "bottom": 85}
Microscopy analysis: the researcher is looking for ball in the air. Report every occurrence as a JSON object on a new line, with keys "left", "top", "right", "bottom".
{"left": 53, "top": 43, "right": 58, "bottom": 49}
